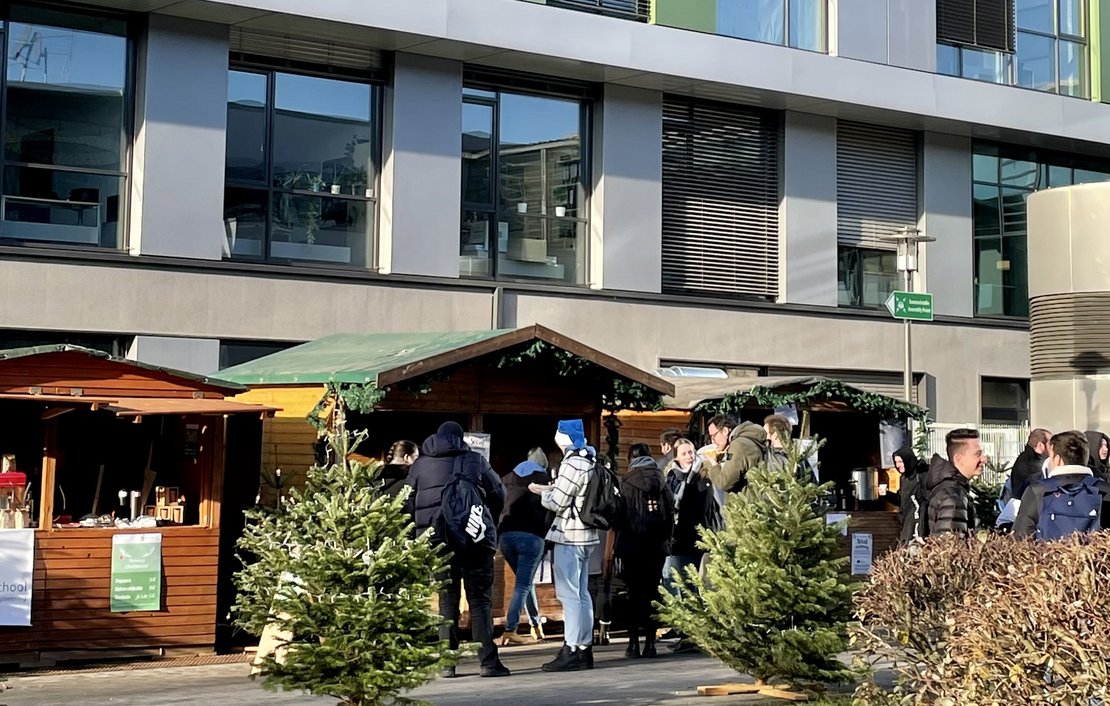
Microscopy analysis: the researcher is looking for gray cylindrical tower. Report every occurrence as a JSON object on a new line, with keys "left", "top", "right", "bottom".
{"left": 1028, "top": 184, "right": 1110, "bottom": 432}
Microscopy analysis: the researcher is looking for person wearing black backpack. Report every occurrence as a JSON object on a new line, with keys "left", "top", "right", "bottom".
{"left": 529, "top": 419, "right": 600, "bottom": 672}
{"left": 404, "top": 421, "right": 509, "bottom": 679}
{"left": 615, "top": 444, "right": 674, "bottom": 658}
{"left": 1014, "top": 430, "right": 1110, "bottom": 539}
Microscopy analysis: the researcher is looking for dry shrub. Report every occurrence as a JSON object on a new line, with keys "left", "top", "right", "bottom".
{"left": 853, "top": 532, "right": 1110, "bottom": 705}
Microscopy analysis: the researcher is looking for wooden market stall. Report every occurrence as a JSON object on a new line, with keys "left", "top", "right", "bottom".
{"left": 0, "top": 346, "right": 275, "bottom": 667}
{"left": 615, "top": 375, "right": 925, "bottom": 560}
{"left": 220, "top": 325, "right": 674, "bottom": 623}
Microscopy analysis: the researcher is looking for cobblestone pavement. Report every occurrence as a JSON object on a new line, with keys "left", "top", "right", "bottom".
{"left": 0, "top": 641, "right": 859, "bottom": 706}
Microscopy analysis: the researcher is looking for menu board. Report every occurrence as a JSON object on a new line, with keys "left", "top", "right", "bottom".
{"left": 111, "top": 533, "right": 162, "bottom": 612}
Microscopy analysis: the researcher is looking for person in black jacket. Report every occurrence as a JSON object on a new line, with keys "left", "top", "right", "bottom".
{"left": 404, "top": 421, "right": 509, "bottom": 678}
{"left": 379, "top": 439, "right": 418, "bottom": 498}
{"left": 925, "top": 428, "right": 983, "bottom": 536}
{"left": 498, "top": 447, "right": 551, "bottom": 645}
{"left": 615, "top": 444, "right": 674, "bottom": 659}
{"left": 1085, "top": 430, "right": 1110, "bottom": 481}
{"left": 892, "top": 445, "right": 928, "bottom": 543}
{"left": 1015, "top": 430, "right": 1110, "bottom": 537}
{"left": 662, "top": 438, "right": 716, "bottom": 595}
{"left": 1011, "top": 428, "right": 1051, "bottom": 499}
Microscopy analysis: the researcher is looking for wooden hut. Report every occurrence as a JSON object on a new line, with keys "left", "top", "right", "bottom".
{"left": 219, "top": 325, "right": 674, "bottom": 623}
{"left": 0, "top": 346, "right": 275, "bottom": 667}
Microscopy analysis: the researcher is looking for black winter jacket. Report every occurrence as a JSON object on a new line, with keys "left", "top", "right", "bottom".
{"left": 925, "top": 454, "right": 976, "bottom": 536}
{"left": 1011, "top": 445, "right": 1047, "bottom": 499}
{"left": 499, "top": 464, "right": 552, "bottom": 538}
{"left": 615, "top": 457, "right": 674, "bottom": 559}
{"left": 404, "top": 422, "right": 505, "bottom": 546}
{"left": 1013, "top": 466, "right": 1110, "bottom": 538}
{"left": 379, "top": 463, "right": 410, "bottom": 499}
{"left": 664, "top": 459, "right": 715, "bottom": 557}
{"left": 893, "top": 446, "right": 928, "bottom": 543}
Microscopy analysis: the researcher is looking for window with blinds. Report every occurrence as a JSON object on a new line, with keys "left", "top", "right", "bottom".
{"left": 836, "top": 121, "right": 919, "bottom": 250}
{"left": 229, "top": 28, "right": 386, "bottom": 75}
{"left": 937, "top": 0, "right": 1016, "bottom": 52}
{"left": 661, "top": 97, "right": 780, "bottom": 298}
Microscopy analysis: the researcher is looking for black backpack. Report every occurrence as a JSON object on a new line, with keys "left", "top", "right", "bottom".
{"left": 576, "top": 453, "right": 624, "bottom": 530}
{"left": 439, "top": 455, "right": 497, "bottom": 554}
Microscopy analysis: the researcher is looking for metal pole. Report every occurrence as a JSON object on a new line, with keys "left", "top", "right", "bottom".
{"left": 903, "top": 267, "right": 913, "bottom": 403}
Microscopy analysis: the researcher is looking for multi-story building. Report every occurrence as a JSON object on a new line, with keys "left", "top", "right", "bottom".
{"left": 2, "top": 0, "right": 1104, "bottom": 426}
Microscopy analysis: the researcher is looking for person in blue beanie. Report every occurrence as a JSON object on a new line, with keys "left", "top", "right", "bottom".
{"left": 529, "top": 419, "right": 599, "bottom": 672}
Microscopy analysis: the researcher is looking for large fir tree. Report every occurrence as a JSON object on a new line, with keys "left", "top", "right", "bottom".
{"left": 233, "top": 412, "right": 457, "bottom": 706}
{"left": 657, "top": 441, "right": 855, "bottom": 689}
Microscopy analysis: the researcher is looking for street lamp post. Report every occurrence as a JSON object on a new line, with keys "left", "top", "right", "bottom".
{"left": 884, "top": 228, "right": 936, "bottom": 403}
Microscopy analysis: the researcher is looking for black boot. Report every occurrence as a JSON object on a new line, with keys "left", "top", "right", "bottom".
{"left": 582, "top": 645, "right": 594, "bottom": 670}
{"left": 642, "top": 635, "right": 657, "bottom": 658}
{"left": 625, "top": 637, "right": 641, "bottom": 658}
{"left": 541, "top": 644, "right": 585, "bottom": 672}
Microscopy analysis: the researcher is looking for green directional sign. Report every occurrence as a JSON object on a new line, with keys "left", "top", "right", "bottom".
{"left": 885, "top": 291, "right": 934, "bottom": 321}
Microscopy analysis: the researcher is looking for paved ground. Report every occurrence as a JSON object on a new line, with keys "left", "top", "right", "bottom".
{"left": 0, "top": 640, "right": 861, "bottom": 706}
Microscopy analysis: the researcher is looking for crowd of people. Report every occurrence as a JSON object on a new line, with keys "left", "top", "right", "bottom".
{"left": 386, "top": 413, "right": 790, "bottom": 677}
{"left": 891, "top": 426, "right": 1110, "bottom": 541}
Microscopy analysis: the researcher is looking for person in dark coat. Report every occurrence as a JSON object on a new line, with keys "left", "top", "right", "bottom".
{"left": 1011, "top": 428, "right": 1051, "bottom": 499}
{"left": 662, "top": 438, "right": 716, "bottom": 594}
{"left": 404, "top": 421, "right": 509, "bottom": 678}
{"left": 925, "top": 428, "right": 984, "bottom": 536}
{"left": 615, "top": 444, "right": 674, "bottom": 659}
{"left": 891, "top": 445, "right": 928, "bottom": 543}
{"left": 1015, "top": 430, "right": 1110, "bottom": 538}
{"left": 379, "top": 439, "right": 418, "bottom": 498}
{"left": 498, "top": 447, "right": 552, "bottom": 645}
{"left": 1085, "top": 430, "right": 1110, "bottom": 481}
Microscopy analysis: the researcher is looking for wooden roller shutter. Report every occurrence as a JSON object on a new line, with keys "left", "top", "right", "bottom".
{"left": 837, "top": 121, "right": 919, "bottom": 250}
{"left": 661, "top": 96, "right": 780, "bottom": 298}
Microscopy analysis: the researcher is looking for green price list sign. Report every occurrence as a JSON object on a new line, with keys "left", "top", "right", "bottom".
{"left": 110, "top": 533, "right": 162, "bottom": 612}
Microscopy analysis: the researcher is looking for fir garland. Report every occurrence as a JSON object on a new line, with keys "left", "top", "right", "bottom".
{"left": 694, "top": 377, "right": 927, "bottom": 422}
{"left": 306, "top": 381, "right": 386, "bottom": 431}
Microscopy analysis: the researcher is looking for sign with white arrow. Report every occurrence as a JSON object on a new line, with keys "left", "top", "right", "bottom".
{"left": 884, "top": 291, "right": 934, "bottom": 321}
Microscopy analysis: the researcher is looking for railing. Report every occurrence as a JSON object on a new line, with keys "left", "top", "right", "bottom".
{"left": 919, "top": 421, "right": 1029, "bottom": 485}
{"left": 545, "top": 0, "right": 651, "bottom": 22}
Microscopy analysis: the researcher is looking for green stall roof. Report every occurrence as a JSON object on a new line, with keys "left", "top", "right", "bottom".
{"left": 216, "top": 325, "right": 674, "bottom": 396}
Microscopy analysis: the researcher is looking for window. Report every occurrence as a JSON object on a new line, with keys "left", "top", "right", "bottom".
{"left": 937, "top": 0, "right": 1016, "bottom": 52}
{"left": 717, "top": 0, "right": 826, "bottom": 52}
{"left": 0, "top": 5, "right": 130, "bottom": 248}
{"left": 660, "top": 97, "right": 780, "bottom": 298}
{"left": 838, "top": 248, "right": 899, "bottom": 308}
{"left": 218, "top": 340, "right": 295, "bottom": 369}
{"left": 981, "top": 377, "right": 1030, "bottom": 424}
{"left": 1015, "top": 0, "right": 1088, "bottom": 96}
{"left": 460, "top": 81, "right": 589, "bottom": 284}
{"left": 224, "top": 68, "right": 379, "bottom": 266}
{"left": 972, "top": 142, "right": 1110, "bottom": 317}
{"left": 937, "top": 44, "right": 1014, "bottom": 83}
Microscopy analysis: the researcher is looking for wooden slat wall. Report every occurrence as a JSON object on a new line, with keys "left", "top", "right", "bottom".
{"left": 610, "top": 410, "right": 694, "bottom": 472}
{"left": 0, "top": 527, "right": 220, "bottom": 656}
{"left": 0, "top": 351, "right": 232, "bottom": 398}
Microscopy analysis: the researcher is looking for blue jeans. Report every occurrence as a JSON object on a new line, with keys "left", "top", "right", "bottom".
{"left": 499, "top": 531, "right": 545, "bottom": 630}
{"left": 662, "top": 553, "right": 702, "bottom": 597}
{"left": 553, "top": 543, "right": 595, "bottom": 647}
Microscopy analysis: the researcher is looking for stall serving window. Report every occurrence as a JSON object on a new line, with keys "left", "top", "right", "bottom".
{"left": 0, "top": 5, "right": 131, "bottom": 249}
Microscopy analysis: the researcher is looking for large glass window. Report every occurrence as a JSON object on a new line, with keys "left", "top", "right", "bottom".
{"left": 972, "top": 142, "right": 1110, "bottom": 318}
{"left": 223, "top": 68, "right": 378, "bottom": 266}
{"left": 460, "top": 84, "right": 588, "bottom": 284}
{"left": 837, "top": 248, "right": 898, "bottom": 308}
{"left": 0, "top": 6, "right": 130, "bottom": 248}
{"left": 1015, "top": 0, "right": 1088, "bottom": 97}
{"left": 981, "top": 377, "right": 1030, "bottom": 424}
{"left": 718, "top": 0, "right": 826, "bottom": 52}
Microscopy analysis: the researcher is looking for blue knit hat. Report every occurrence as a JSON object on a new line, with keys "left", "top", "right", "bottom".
{"left": 556, "top": 419, "right": 587, "bottom": 449}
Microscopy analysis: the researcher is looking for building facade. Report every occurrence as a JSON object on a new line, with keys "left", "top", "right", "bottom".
{"left": 3, "top": 0, "right": 1107, "bottom": 425}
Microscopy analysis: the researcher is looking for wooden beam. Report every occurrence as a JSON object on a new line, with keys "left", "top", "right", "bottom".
{"left": 697, "top": 683, "right": 763, "bottom": 696}
{"left": 209, "top": 419, "right": 226, "bottom": 530}
{"left": 39, "top": 420, "right": 58, "bottom": 531}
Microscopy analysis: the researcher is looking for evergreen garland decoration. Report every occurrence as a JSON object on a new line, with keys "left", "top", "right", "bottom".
{"left": 307, "top": 382, "right": 387, "bottom": 431}
{"left": 694, "top": 378, "right": 927, "bottom": 423}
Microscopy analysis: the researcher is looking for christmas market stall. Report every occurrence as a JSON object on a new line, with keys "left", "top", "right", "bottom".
{"left": 616, "top": 375, "right": 928, "bottom": 564}
{"left": 0, "top": 346, "right": 275, "bottom": 667}
{"left": 219, "top": 324, "right": 674, "bottom": 623}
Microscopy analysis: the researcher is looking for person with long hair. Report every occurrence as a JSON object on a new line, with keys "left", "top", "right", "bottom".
{"left": 380, "top": 440, "right": 418, "bottom": 497}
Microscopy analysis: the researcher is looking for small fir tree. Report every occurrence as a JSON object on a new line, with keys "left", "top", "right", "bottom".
{"left": 657, "top": 441, "right": 855, "bottom": 690}
{"left": 233, "top": 411, "right": 456, "bottom": 706}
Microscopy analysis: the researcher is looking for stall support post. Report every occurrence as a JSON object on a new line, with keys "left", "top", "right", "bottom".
{"left": 39, "top": 420, "right": 58, "bottom": 530}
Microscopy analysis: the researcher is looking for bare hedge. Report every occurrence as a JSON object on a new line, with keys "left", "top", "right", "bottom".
{"left": 853, "top": 532, "right": 1110, "bottom": 705}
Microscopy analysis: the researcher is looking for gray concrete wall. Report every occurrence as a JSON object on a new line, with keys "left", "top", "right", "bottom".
{"left": 590, "top": 85, "right": 662, "bottom": 293}
{"left": 781, "top": 112, "right": 838, "bottom": 307}
{"left": 128, "top": 335, "right": 220, "bottom": 375}
{"left": 921, "top": 132, "right": 974, "bottom": 318}
{"left": 379, "top": 53, "right": 462, "bottom": 278}
{"left": 130, "top": 16, "right": 228, "bottom": 259}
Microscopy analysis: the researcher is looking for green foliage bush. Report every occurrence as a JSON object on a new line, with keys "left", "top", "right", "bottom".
{"left": 853, "top": 533, "right": 1110, "bottom": 705}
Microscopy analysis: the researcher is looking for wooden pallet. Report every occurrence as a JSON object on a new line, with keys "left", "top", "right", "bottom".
{"left": 697, "top": 681, "right": 809, "bottom": 701}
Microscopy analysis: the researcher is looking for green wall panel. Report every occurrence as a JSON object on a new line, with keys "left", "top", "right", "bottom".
{"left": 1096, "top": 0, "right": 1110, "bottom": 102}
{"left": 652, "top": 0, "right": 717, "bottom": 33}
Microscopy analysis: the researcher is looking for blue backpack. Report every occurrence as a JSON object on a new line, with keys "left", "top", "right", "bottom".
{"left": 440, "top": 456, "right": 497, "bottom": 554}
{"left": 1036, "top": 476, "right": 1105, "bottom": 541}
